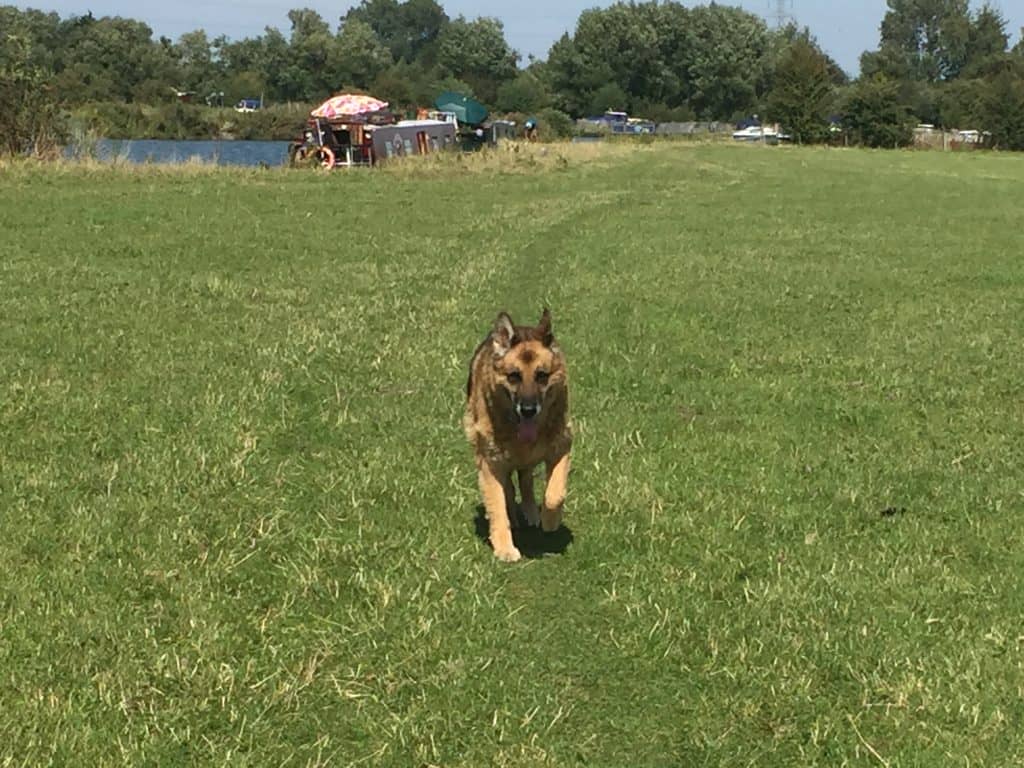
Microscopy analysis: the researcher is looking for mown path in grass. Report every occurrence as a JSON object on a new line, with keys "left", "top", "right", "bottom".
{"left": 2, "top": 146, "right": 1023, "bottom": 766}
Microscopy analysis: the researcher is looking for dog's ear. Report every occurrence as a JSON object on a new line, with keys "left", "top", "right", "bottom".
{"left": 492, "top": 312, "right": 515, "bottom": 357}
{"left": 537, "top": 307, "right": 554, "bottom": 347}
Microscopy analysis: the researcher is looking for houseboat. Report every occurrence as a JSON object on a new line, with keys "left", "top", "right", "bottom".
{"left": 288, "top": 112, "right": 456, "bottom": 168}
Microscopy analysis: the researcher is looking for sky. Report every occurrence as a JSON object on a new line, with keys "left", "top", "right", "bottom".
{"left": 15, "top": 0, "right": 1024, "bottom": 76}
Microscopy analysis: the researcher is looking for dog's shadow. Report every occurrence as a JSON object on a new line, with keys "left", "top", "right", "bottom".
{"left": 473, "top": 505, "right": 574, "bottom": 559}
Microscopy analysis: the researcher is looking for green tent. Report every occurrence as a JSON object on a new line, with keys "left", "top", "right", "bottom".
{"left": 434, "top": 91, "right": 488, "bottom": 126}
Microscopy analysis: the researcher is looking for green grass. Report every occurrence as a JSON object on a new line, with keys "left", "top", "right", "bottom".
{"left": 2, "top": 144, "right": 1024, "bottom": 766}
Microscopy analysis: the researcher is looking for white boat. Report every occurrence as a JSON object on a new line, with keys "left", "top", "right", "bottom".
{"left": 732, "top": 124, "right": 790, "bottom": 142}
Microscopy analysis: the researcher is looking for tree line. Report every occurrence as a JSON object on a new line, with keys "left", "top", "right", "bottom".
{"left": 2, "top": 0, "right": 1024, "bottom": 150}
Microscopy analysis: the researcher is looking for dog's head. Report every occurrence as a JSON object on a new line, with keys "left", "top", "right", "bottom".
{"left": 490, "top": 308, "right": 566, "bottom": 442}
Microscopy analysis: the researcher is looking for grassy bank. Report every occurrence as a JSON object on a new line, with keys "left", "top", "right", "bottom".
{"left": 2, "top": 144, "right": 1024, "bottom": 766}
{"left": 68, "top": 101, "right": 312, "bottom": 142}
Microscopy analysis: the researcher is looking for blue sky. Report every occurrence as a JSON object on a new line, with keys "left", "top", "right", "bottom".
{"left": 18, "top": 0, "right": 1024, "bottom": 76}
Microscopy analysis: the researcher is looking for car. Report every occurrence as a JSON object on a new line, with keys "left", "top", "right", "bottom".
{"left": 235, "top": 99, "right": 261, "bottom": 113}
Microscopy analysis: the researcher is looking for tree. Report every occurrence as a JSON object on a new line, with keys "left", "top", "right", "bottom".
{"left": 285, "top": 8, "right": 336, "bottom": 99}
{"left": 877, "top": 0, "right": 971, "bottom": 81}
{"left": 0, "top": 7, "right": 62, "bottom": 72}
{"left": 543, "top": 1, "right": 770, "bottom": 119}
{"left": 842, "top": 75, "right": 915, "bottom": 147}
{"left": 52, "top": 15, "right": 175, "bottom": 102}
{"left": 935, "top": 76, "right": 977, "bottom": 127}
{"left": 495, "top": 71, "right": 551, "bottom": 114}
{"left": 569, "top": 3, "right": 680, "bottom": 110}
{"left": 686, "top": 4, "right": 770, "bottom": 119}
{"left": 962, "top": 4, "right": 1009, "bottom": 76}
{"left": 223, "top": 69, "right": 267, "bottom": 104}
{"left": 343, "top": 0, "right": 447, "bottom": 64}
{"left": 436, "top": 16, "right": 517, "bottom": 104}
{"left": 766, "top": 24, "right": 848, "bottom": 88}
{"left": 369, "top": 61, "right": 417, "bottom": 108}
{"left": 545, "top": 32, "right": 615, "bottom": 117}
{"left": 860, "top": 44, "right": 915, "bottom": 81}
{"left": 553, "top": 2, "right": 692, "bottom": 115}
{"left": 972, "top": 68, "right": 1024, "bottom": 149}
{"left": 329, "top": 18, "right": 391, "bottom": 90}
{"left": 766, "top": 38, "right": 835, "bottom": 143}
{"left": 175, "top": 30, "right": 220, "bottom": 95}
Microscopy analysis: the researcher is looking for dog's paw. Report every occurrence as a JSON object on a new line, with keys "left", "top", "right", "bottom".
{"left": 493, "top": 545, "right": 522, "bottom": 563}
{"left": 541, "top": 504, "right": 562, "bottom": 533}
{"left": 520, "top": 499, "right": 541, "bottom": 528}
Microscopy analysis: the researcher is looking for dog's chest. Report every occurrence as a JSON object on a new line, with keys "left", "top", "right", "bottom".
{"left": 505, "top": 439, "right": 548, "bottom": 470}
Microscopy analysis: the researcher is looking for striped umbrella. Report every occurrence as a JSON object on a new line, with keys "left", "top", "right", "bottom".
{"left": 311, "top": 93, "right": 389, "bottom": 119}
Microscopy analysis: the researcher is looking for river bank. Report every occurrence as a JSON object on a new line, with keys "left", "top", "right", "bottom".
{"left": 69, "top": 101, "right": 311, "bottom": 142}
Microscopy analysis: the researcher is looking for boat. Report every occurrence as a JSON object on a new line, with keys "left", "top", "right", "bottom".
{"left": 731, "top": 123, "right": 790, "bottom": 143}
{"left": 288, "top": 93, "right": 456, "bottom": 169}
{"left": 579, "top": 111, "right": 656, "bottom": 135}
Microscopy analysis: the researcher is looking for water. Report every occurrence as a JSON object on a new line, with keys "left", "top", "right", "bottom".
{"left": 82, "top": 139, "right": 292, "bottom": 167}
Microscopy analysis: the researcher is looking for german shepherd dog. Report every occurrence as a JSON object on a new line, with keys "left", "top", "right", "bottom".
{"left": 464, "top": 309, "right": 572, "bottom": 562}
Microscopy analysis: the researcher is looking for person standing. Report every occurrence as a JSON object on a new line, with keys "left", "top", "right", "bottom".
{"left": 524, "top": 118, "right": 539, "bottom": 142}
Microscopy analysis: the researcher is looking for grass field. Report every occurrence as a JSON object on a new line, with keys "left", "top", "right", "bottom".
{"left": 2, "top": 144, "right": 1023, "bottom": 766}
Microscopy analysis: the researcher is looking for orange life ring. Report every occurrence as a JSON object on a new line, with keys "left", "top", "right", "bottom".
{"left": 317, "top": 146, "right": 335, "bottom": 169}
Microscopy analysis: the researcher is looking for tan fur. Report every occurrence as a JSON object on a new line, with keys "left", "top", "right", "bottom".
{"left": 464, "top": 308, "right": 572, "bottom": 562}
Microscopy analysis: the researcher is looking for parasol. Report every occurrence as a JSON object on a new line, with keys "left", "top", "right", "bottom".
{"left": 311, "top": 93, "right": 389, "bottom": 119}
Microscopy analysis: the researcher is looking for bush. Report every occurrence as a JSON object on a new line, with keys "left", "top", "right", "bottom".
{"left": 215, "top": 104, "right": 312, "bottom": 141}
{"left": 842, "top": 76, "right": 915, "bottom": 148}
{"left": 0, "top": 36, "right": 65, "bottom": 157}
{"left": 586, "top": 83, "right": 629, "bottom": 117}
{"left": 535, "top": 108, "right": 574, "bottom": 140}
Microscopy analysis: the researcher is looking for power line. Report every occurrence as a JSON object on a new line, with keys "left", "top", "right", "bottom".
{"left": 770, "top": 0, "right": 794, "bottom": 29}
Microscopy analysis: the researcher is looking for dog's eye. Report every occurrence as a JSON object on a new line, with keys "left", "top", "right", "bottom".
{"left": 535, "top": 370, "right": 549, "bottom": 383}
{"left": 507, "top": 370, "right": 522, "bottom": 384}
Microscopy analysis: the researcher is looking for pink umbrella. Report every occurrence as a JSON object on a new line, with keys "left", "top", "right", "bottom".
{"left": 311, "top": 93, "right": 389, "bottom": 119}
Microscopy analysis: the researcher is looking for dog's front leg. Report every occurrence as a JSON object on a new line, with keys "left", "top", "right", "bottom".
{"left": 518, "top": 468, "right": 541, "bottom": 527}
{"left": 503, "top": 476, "right": 521, "bottom": 529}
{"left": 478, "top": 461, "right": 521, "bottom": 562}
{"left": 542, "top": 451, "right": 570, "bottom": 532}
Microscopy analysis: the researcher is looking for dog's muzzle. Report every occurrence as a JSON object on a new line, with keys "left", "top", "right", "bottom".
{"left": 516, "top": 401, "right": 540, "bottom": 420}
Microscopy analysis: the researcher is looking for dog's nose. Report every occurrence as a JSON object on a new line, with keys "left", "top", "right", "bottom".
{"left": 519, "top": 402, "right": 539, "bottom": 419}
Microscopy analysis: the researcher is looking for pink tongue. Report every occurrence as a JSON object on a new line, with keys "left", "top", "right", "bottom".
{"left": 517, "top": 421, "right": 539, "bottom": 443}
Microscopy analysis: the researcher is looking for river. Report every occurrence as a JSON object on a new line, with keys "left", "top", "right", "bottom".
{"left": 85, "top": 139, "right": 293, "bottom": 167}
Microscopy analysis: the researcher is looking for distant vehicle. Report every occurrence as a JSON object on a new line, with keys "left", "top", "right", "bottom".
{"left": 732, "top": 125, "right": 767, "bottom": 140}
{"left": 955, "top": 129, "right": 990, "bottom": 144}
{"left": 579, "top": 110, "right": 656, "bottom": 135}
{"left": 235, "top": 98, "right": 262, "bottom": 113}
{"left": 732, "top": 124, "right": 790, "bottom": 143}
